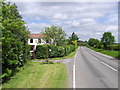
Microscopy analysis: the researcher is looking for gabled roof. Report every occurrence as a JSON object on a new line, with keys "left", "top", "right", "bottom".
{"left": 28, "top": 34, "right": 44, "bottom": 38}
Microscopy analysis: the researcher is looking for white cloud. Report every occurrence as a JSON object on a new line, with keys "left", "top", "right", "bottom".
{"left": 10, "top": 0, "right": 119, "bottom": 2}
{"left": 64, "top": 20, "right": 80, "bottom": 27}
{"left": 106, "top": 25, "right": 118, "bottom": 31}
{"left": 13, "top": 2, "right": 118, "bottom": 42}
{"left": 53, "top": 13, "right": 68, "bottom": 20}
{"left": 27, "top": 23, "right": 50, "bottom": 33}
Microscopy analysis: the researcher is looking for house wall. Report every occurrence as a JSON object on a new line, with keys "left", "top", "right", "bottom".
{"left": 28, "top": 38, "right": 46, "bottom": 45}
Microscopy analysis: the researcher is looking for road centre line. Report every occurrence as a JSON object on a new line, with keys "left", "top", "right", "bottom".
{"left": 101, "top": 62, "right": 117, "bottom": 72}
{"left": 85, "top": 51, "right": 99, "bottom": 61}
{"left": 92, "top": 56, "right": 99, "bottom": 61}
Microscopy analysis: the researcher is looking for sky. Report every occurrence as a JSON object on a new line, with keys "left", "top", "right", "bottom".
{"left": 11, "top": 1, "right": 118, "bottom": 42}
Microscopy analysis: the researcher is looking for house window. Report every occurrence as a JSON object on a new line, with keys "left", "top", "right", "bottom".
{"left": 38, "top": 38, "right": 41, "bottom": 43}
{"left": 30, "top": 38, "right": 33, "bottom": 43}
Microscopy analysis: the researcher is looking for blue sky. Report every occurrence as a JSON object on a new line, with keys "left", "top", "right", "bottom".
{"left": 11, "top": 0, "right": 118, "bottom": 42}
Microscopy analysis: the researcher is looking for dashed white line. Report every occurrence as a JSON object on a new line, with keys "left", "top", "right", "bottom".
{"left": 92, "top": 56, "right": 99, "bottom": 61}
{"left": 101, "top": 62, "right": 117, "bottom": 72}
{"left": 85, "top": 48, "right": 117, "bottom": 72}
{"left": 86, "top": 51, "right": 99, "bottom": 61}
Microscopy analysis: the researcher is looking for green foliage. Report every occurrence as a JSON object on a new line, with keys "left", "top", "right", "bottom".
{"left": 42, "top": 25, "right": 67, "bottom": 46}
{"left": 49, "top": 45, "right": 58, "bottom": 58}
{"left": 106, "top": 44, "right": 120, "bottom": 51}
{"left": 88, "top": 46, "right": 120, "bottom": 59}
{"left": 68, "top": 32, "right": 79, "bottom": 45}
{"left": 36, "top": 45, "right": 77, "bottom": 59}
{"left": 36, "top": 45, "right": 47, "bottom": 59}
{"left": 101, "top": 32, "right": 115, "bottom": 49}
{"left": 88, "top": 38, "right": 100, "bottom": 47}
{"left": 2, "top": 2, "right": 30, "bottom": 82}
{"left": 72, "top": 40, "right": 78, "bottom": 46}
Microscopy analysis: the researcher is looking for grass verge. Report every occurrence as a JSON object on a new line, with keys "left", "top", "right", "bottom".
{"left": 35, "top": 49, "right": 77, "bottom": 61}
{"left": 2, "top": 61, "right": 67, "bottom": 88}
{"left": 88, "top": 47, "right": 120, "bottom": 59}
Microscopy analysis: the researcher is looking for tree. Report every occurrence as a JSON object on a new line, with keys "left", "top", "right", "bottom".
{"left": 42, "top": 25, "right": 66, "bottom": 46}
{"left": 101, "top": 32, "right": 115, "bottom": 49}
{"left": 68, "top": 32, "right": 79, "bottom": 45}
{"left": 88, "top": 38, "right": 100, "bottom": 47}
{"left": 2, "top": 2, "right": 30, "bottom": 81}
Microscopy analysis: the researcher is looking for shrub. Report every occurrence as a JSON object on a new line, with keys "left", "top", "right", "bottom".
{"left": 36, "top": 45, "right": 47, "bottom": 59}
{"left": 107, "top": 45, "right": 120, "bottom": 51}
{"left": 48, "top": 45, "right": 58, "bottom": 58}
{"left": 36, "top": 45, "right": 77, "bottom": 59}
{"left": 57, "top": 46, "right": 65, "bottom": 57}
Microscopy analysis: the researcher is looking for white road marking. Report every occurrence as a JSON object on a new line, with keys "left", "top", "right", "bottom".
{"left": 86, "top": 51, "right": 99, "bottom": 61}
{"left": 92, "top": 56, "right": 99, "bottom": 61}
{"left": 73, "top": 47, "right": 79, "bottom": 89}
{"left": 73, "top": 62, "right": 76, "bottom": 88}
{"left": 85, "top": 47, "right": 117, "bottom": 72}
{"left": 101, "top": 62, "right": 117, "bottom": 72}
{"left": 86, "top": 47, "right": 114, "bottom": 59}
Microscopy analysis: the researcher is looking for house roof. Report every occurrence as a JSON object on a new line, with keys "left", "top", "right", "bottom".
{"left": 28, "top": 34, "right": 44, "bottom": 38}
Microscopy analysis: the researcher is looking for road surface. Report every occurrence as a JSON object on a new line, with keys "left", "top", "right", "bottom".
{"left": 62, "top": 46, "right": 119, "bottom": 88}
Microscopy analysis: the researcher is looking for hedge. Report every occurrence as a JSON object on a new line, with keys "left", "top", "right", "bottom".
{"left": 36, "top": 45, "right": 77, "bottom": 59}
{"left": 107, "top": 45, "right": 120, "bottom": 51}
{"left": 95, "top": 44, "right": 120, "bottom": 51}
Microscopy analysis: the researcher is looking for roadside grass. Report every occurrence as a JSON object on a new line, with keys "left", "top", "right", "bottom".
{"left": 88, "top": 47, "right": 120, "bottom": 59}
{"left": 35, "top": 49, "right": 77, "bottom": 61}
{"left": 2, "top": 61, "right": 67, "bottom": 88}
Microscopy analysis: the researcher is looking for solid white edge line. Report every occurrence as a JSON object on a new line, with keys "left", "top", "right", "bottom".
{"left": 101, "top": 62, "right": 117, "bottom": 72}
{"left": 73, "top": 47, "right": 79, "bottom": 89}
{"left": 73, "top": 63, "right": 76, "bottom": 88}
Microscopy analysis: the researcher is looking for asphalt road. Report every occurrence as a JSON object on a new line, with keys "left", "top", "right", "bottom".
{"left": 63, "top": 46, "right": 119, "bottom": 88}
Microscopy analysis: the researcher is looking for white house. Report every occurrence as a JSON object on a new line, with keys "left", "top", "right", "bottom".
{"left": 28, "top": 33, "right": 46, "bottom": 46}
{"left": 28, "top": 33, "right": 54, "bottom": 59}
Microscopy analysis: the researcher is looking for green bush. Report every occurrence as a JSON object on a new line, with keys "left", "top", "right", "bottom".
{"left": 107, "top": 45, "right": 120, "bottom": 51}
{"left": 57, "top": 46, "right": 65, "bottom": 57}
{"left": 49, "top": 45, "right": 58, "bottom": 58}
{"left": 36, "top": 45, "right": 47, "bottom": 59}
{"left": 36, "top": 45, "right": 77, "bottom": 59}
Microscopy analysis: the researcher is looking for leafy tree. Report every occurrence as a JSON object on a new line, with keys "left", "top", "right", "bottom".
{"left": 101, "top": 32, "right": 115, "bottom": 49}
{"left": 2, "top": 2, "right": 30, "bottom": 81}
{"left": 68, "top": 32, "right": 79, "bottom": 45}
{"left": 42, "top": 25, "right": 66, "bottom": 46}
{"left": 72, "top": 40, "right": 77, "bottom": 46}
{"left": 88, "top": 38, "right": 100, "bottom": 47}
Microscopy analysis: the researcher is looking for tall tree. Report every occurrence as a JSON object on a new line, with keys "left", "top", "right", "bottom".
{"left": 42, "top": 25, "right": 66, "bottom": 46}
{"left": 68, "top": 32, "right": 79, "bottom": 45}
{"left": 101, "top": 32, "right": 115, "bottom": 49}
{"left": 88, "top": 38, "right": 100, "bottom": 47}
{"left": 2, "top": 2, "right": 30, "bottom": 81}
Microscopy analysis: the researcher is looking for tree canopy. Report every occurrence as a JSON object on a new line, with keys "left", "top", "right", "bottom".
{"left": 2, "top": 2, "right": 30, "bottom": 81}
{"left": 42, "top": 25, "right": 66, "bottom": 46}
{"left": 68, "top": 32, "right": 79, "bottom": 45}
{"left": 88, "top": 38, "right": 100, "bottom": 47}
{"left": 101, "top": 32, "right": 115, "bottom": 49}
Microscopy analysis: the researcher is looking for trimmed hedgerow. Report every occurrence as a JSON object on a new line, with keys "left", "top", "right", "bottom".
{"left": 36, "top": 45, "right": 77, "bottom": 59}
